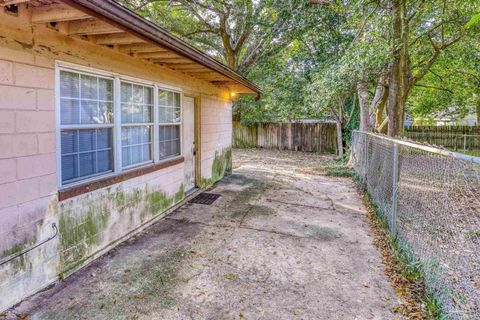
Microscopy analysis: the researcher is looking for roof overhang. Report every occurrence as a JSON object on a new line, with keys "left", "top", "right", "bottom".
{"left": 1, "top": 0, "right": 261, "bottom": 95}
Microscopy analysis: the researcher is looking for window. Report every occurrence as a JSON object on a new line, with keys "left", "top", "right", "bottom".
{"left": 57, "top": 64, "right": 183, "bottom": 188}
{"left": 121, "top": 82, "right": 153, "bottom": 168}
{"left": 59, "top": 71, "right": 114, "bottom": 184}
{"left": 158, "top": 90, "right": 181, "bottom": 159}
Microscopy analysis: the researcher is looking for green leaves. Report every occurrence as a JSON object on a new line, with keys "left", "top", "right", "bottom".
{"left": 466, "top": 12, "right": 480, "bottom": 29}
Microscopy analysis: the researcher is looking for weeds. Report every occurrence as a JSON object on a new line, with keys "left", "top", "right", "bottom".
{"left": 325, "top": 166, "right": 355, "bottom": 177}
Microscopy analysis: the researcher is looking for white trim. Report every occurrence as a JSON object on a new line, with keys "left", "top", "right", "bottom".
{"left": 56, "top": 61, "right": 115, "bottom": 79}
{"left": 153, "top": 84, "right": 160, "bottom": 163}
{"left": 113, "top": 77, "right": 122, "bottom": 173}
{"left": 56, "top": 61, "right": 186, "bottom": 189}
{"left": 55, "top": 67, "right": 62, "bottom": 188}
{"left": 122, "top": 160, "right": 154, "bottom": 171}
{"left": 55, "top": 60, "right": 183, "bottom": 92}
{"left": 60, "top": 124, "right": 114, "bottom": 130}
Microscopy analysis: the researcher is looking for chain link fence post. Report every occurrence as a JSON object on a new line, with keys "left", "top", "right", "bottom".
{"left": 352, "top": 131, "right": 480, "bottom": 318}
{"left": 364, "top": 133, "right": 368, "bottom": 182}
{"left": 390, "top": 143, "right": 399, "bottom": 237}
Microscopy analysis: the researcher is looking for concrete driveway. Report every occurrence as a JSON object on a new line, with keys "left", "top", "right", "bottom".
{"left": 5, "top": 149, "right": 403, "bottom": 320}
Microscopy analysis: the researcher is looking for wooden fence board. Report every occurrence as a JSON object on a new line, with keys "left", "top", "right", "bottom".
{"left": 233, "top": 121, "right": 337, "bottom": 153}
{"left": 405, "top": 126, "right": 480, "bottom": 149}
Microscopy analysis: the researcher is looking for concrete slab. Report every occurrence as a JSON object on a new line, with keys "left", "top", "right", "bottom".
{"left": 4, "top": 149, "right": 403, "bottom": 320}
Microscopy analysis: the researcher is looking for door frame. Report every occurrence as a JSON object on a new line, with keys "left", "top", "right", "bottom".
{"left": 184, "top": 94, "right": 201, "bottom": 188}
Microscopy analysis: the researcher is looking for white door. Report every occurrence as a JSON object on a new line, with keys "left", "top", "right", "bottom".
{"left": 183, "top": 96, "right": 196, "bottom": 193}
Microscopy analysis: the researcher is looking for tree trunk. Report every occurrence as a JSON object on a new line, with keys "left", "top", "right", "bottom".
{"left": 330, "top": 104, "right": 344, "bottom": 158}
{"left": 387, "top": 0, "right": 409, "bottom": 137}
{"left": 335, "top": 119, "right": 343, "bottom": 158}
{"left": 372, "top": 74, "right": 389, "bottom": 130}
{"left": 357, "top": 77, "right": 371, "bottom": 132}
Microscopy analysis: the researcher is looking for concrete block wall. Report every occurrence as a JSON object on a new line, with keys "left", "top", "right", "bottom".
{"left": 0, "top": 47, "right": 57, "bottom": 259}
{"left": 200, "top": 96, "right": 233, "bottom": 183}
{"left": 0, "top": 14, "right": 234, "bottom": 311}
{"left": 0, "top": 48, "right": 192, "bottom": 311}
{"left": 0, "top": 47, "right": 60, "bottom": 312}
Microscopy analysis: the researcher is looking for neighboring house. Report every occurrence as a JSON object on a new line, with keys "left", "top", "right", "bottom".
{"left": 413, "top": 108, "right": 478, "bottom": 126}
{"left": 291, "top": 118, "right": 336, "bottom": 124}
{"left": 0, "top": 0, "right": 260, "bottom": 311}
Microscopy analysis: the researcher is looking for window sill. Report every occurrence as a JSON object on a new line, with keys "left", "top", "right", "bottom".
{"left": 58, "top": 156, "right": 184, "bottom": 201}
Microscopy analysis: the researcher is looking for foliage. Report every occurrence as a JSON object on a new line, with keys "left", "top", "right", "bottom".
{"left": 234, "top": 41, "right": 320, "bottom": 124}
{"left": 121, "top": 0, "right": 479, "bottom": 130}
{"left": 408, "top": 42, "right": 480, "bottom": 120}
{"left": 119, "top": 0, "right": 321, "bottom": 74}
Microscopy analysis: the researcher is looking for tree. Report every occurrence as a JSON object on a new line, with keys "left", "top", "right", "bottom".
{"left": 120, "top": 0, "right": 320, "bottom": 74}
{"left": 311, "top": 0, "right": 479, "bottom": 136}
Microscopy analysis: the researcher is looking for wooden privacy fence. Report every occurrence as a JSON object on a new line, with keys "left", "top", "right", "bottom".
{"left": 233, "top": 121, "right": 337, "bottom": 153}
{"left": 405, "top": 126, "right": 480, "bottom": 150}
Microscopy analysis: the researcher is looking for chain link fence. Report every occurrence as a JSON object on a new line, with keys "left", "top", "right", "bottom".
{"left": 351, "top": 130, "right": 480, "bottom": 319}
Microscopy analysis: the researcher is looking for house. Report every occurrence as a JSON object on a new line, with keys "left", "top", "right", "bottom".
{"left": 413, "top": 107, "right": 478, "bottom": 126}
{"left": 0, "top": 0, "right": 260, "bottom": 311}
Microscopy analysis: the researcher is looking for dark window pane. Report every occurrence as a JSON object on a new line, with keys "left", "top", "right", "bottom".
{"left": 79, "top": 130, "right": 95, "bottom": 152}
{"left": 61, "top": 128, "right": 113, "bottom": 184}
{"left": 142, "top": 144, "right": 151, "bottom": 162}
{"left": 61, "top": 130, "right": 77, "bottom": 154}
{"left": 173, "top": 139, "right": 180, "bottom": 155}
{"left": 96, "top": 129, "right": 111, "bottom": 149}
{"left": 79, "top": 152, "right": 95, "bottom": 176}
{"left": 62, "top": 154, "right": 77, "bottom": 181}
{"left": 97, "top": 150, "right": 112, "bottom": 172}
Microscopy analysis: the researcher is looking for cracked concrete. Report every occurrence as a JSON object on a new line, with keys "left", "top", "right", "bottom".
{"left": 4, "top": 149, "right": 403, "bottom": 320}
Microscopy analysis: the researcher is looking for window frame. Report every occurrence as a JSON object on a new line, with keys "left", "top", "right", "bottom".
{"left": 55, "top": 61, "right": 183, "bottom": 190}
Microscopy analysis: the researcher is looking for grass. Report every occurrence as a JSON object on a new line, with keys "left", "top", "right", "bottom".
{"left": 459, "top": 150, "right": 480, "bottom": 157}
{"left": 448, "top": 148, "right": 480, "bottom": 158}
{"left": 325, "top": 166, "right": 355, "bottom": 177}
{"left": 323, "top": 153, "right": 356, "bottom": 178}
{"left": 353, "top": 176, "right": 445, "bottom": 320}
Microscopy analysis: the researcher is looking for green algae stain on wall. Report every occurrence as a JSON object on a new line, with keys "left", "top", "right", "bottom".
{"left": 144, "top": 184, "right": 185, "bottom": 222}
{"left": 58, "top": 183, "right": 185, "bottom": 274}
{"left": 202, "top": 147, "right": 232, "bottom": 186}
{"left": 58, "top": 201, "right": 110, "bottom": 273}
